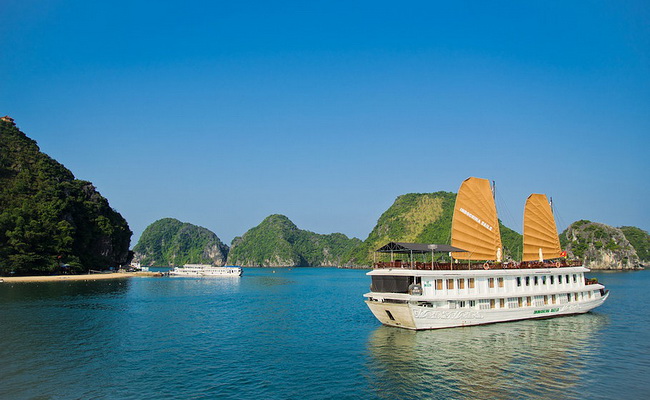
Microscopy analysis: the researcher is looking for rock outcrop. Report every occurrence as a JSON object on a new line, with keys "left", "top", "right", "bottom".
{"left": 133, "top": 218, "right": 229, "bottom": 266}
{"left": 619, "top": 226, "right": 650, "bottom": 267}
{"left": 561, "top": 220, "right": 642, "bottom": 270}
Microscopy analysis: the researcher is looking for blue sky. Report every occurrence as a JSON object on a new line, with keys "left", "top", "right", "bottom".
{"left": 1, "top": 1, "right": 648, "bottom": 245}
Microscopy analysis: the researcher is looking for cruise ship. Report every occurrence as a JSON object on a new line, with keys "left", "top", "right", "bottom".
{"left": 364, "top": 177, "right": 609, "bottom": 330}
{"left": 169, "top": 264, "right": 242, "bottom": 277}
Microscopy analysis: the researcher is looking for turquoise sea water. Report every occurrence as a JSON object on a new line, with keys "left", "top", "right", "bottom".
{"left": 1, "top": 268, "right": 648, "bottom": 400}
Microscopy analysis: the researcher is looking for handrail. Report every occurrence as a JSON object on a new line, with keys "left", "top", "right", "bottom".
{"left": 373, "top": 260, "right": 583, "bottom": 271}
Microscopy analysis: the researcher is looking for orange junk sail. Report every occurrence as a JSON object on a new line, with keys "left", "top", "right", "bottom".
{"left": 522, "top": 194, "right": 562, "bottom": 261}
{"left": 451, "top": 177, "right": 502, "bottom": 261}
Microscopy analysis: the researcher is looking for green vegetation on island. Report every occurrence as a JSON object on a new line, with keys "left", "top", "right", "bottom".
{"left": 0, "top": 118, "right": 132, "bottom": 275}
{"left": 133, "top": 218, "right": 229, "bottom": 266}
{"left": 226, "top": 214, "right": 361, "bottom": 267}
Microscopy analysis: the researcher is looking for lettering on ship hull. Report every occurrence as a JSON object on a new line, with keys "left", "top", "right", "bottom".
{"left": 534, "top": 308, "right": 560, "bottom": 315}
{"left": 413, "top": 309, "right": 484, "bottom": 320}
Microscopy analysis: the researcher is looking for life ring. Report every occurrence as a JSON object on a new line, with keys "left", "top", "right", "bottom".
{"left": 409, "top": 284, "right": 423, "bottom": 296}
{"left": 555, "top": 261, "right": 561, "bottom": 268}
{"left": 483, "top": 262, "right": 490, "bottom": 270}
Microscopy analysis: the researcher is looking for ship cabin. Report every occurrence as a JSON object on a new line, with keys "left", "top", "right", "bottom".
{"left": 368, "top": 242, "right": 606, "bottom": 307}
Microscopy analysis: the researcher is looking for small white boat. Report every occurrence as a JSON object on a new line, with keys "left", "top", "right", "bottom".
{"left": 169, "top": 264, "right": 242, "bottom": 277}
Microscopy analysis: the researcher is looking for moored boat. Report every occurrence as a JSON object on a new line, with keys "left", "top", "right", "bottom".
{"left": 169, "top": 264, "right": 242, "bottom": 277}
{"left": 364, "top": 177, "right": 609, "bottom": 330}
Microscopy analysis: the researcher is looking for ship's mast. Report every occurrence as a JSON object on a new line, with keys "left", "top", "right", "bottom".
{"left": 492, "top": 180, "right": 502, "bottom": 262}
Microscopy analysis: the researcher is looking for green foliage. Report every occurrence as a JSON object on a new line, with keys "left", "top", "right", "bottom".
{"left": 500, "top": 221, "right": 523, "bottom": 261}
{"left": 0, "top": 120, "right": 132, "bottom": 275}
{"left": 620, "top": 226, "right": 650, "bottom": 261}
{"left": 133, "top": 218, "right": 229, "bottom": 266}
{"left": 227, "top": 214, "right": 361, "bottom": 267}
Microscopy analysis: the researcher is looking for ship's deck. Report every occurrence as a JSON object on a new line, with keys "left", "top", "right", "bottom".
{"left": 373, "top": 260, "right": 582, "bottom": 271}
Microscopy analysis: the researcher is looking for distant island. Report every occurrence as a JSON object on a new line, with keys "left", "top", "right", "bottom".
{"left": 133, "top": 218, "right": 228, "bottom": 266}
{"left": 561, "top": 221, "right": 646, "bottom": 270}
{"left": 0, "top": 117, "right": 131, "bottom": 276}
{"left": 226, "top": 214, "right": 362, "bottom": 267}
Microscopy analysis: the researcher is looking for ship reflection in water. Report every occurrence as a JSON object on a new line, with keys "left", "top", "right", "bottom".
{"left": 366, "top": 314, "right": 608, "bottom": 399}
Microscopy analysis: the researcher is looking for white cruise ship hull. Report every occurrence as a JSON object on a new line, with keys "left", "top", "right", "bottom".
{"left": 365, "top": 292, "right": 608, "bottom": 330}
{"left": 364, "top": 266, "right": 608, "bottom": 330}
{"left": 169, "top": 264, "right": 243, "bottom": 277}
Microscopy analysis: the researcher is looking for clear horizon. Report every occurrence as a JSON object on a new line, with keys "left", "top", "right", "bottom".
{"left": 2, "top": 1, "right": 648, "bottom": 245}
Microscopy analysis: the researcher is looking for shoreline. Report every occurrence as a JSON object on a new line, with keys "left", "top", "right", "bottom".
{"left": 0, "top": 272, "right": 148, "bottom": 283}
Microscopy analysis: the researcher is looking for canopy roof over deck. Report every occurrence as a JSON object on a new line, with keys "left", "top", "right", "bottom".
{"left": 375, "top": 242, "right": 468, "bottom": 253}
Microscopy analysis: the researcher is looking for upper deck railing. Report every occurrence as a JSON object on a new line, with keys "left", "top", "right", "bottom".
{"left": 373, "top": 260, "right": 583, "bottom": 271}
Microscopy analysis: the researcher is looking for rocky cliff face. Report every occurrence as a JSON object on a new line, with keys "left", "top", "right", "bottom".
{"left": 619, "top": 226, "right": 650, "bottom": 267}
{"left": 133, "top": 218, "right": 229, "bottom": 266}
{"left": 0, "top": 118, "right": 132, "bottom": 274}
{"left": 561, "top": 220, "right": 641, "bottom": 270}
{"left": 226, "top": 214, "right": 361, "bottom": 267}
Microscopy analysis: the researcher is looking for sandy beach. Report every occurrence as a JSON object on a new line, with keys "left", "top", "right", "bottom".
{"left": 0, "top": 272, "right": 140, "bottom": 283}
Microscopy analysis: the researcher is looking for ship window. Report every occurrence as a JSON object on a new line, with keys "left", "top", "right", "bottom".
{"left": 436, "top": 279, "right": 443, "bottom": 290}
{"left": 565, "top": 274, "right": 570, "bottom": 283}
{"left": 448, "top": 301, "right": 457, "bottom": 309}
{"left": 552, "top": 294, "right": 556, "bottom": 304}
{"left": 567, "top": 293, "right": 572, "bottom": 302}
{"left": 447, "top": 279, "right": 454, "bottom": 290}
{"left": 516, "top": 277, "right": 522, "bottom": 287}
{"left": 518, "top": 297, "right": 523, "bottom": 307}
{"left": 544, "top": 295, "right": 548, "bottom": 305}
{"left": 534, "top": 276, "right": 539, "bottom": 285}
{"left": 550, "top": 275, "right": 555, "bottom": 285}
{"left": 458, "top": 279, "right": 465, "bottom": 289}
{"left": 385, "top": 310, "right": 396, "bottom": 321}
{"left": 526, "top": 297, "right": 532, "bottom": 306}
{"left": 588, "top": 291, "right": 592, "bottom": 299}
{"left": 558, "top": 275, "right": 562, "bottom": 284}
{"left": 498, "top": 277, "right": 504, "bottom": 288}
{"left": 469, "top": 300, "right": 476, "bottom": 308}
{"left": 508, "top": 298, "right": 518, "bottom": 308}
{"left": 488, "top": 278, "right": 495, "bottom": 288}
{"left": 542, "top": 276, "right": 547, "bottom": 285}
{"left": 459, "top": 301, "right": 466, "bottom": 308}
{"left": 479, "top": 299, "right": 490, "bottom": 310}
{"left": 415, "top": 276, "right": 421, "bottom": 284}
{"left": 574, "top": 292, "right": 579, "bottom": 301}
{"left": 371, "top": 276, "right": 414, "bottom": 293}
{"left": 468, "top": 278, "right": 475, "bottom": 289}
{"left": 490, "top": 299, "right": 495, "bottom": 309}
{"left": 573, "top": 274, "right": 577, "bottom": 283}
{"left": 499, "top": 298, "right": 505, "bottom": 308}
